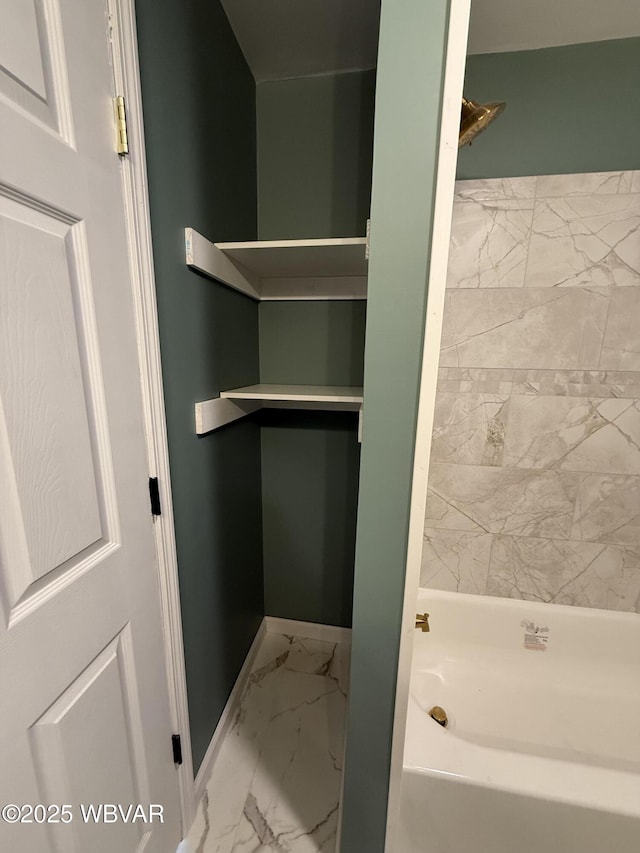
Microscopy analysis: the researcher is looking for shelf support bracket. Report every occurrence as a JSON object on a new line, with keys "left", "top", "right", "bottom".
{"left": 195, "top": 397, "right": 262, "bottom": 435}
{"left": 185, "top": 228, "right": 261, "bottom": 300}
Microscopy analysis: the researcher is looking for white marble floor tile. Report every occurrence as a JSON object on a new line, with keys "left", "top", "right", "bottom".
{"left": 185, "top": 633, "right": 350, "bottom": 853}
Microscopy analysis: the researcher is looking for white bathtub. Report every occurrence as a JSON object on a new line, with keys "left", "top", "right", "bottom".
{"left": 399, "top": 589, "right": 640, "bottom": 853}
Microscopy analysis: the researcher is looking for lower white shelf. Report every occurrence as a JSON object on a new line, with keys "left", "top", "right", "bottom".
{"left": 222, "top": 384, "right": 363, "bottom": 404}
{"left": 195, "top": 384, "right": 364, "bottom": 438}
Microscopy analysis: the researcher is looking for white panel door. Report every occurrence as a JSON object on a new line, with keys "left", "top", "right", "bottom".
{"left": 0, "top": 1, "right": 181, "bottom": 851}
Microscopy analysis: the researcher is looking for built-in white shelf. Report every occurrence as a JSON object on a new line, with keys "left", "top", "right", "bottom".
{"left": 222, "top": 384, "right": 363, "bottom": 404}
{"left": 195, "top": 384, "right": 364, "bottom": 438}
{"left": 185, "top": 228, "right": 368, "bottom": 301}
{"left": 216, "top": 240, "right": 368, "bottom": 278}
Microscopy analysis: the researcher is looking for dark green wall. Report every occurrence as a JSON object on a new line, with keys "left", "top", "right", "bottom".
{"left": 259, "top": 302, "right": 366, "bottom": 385}
{"left": 458, "top": 37, "right": 640, "bottom": 179}
{"left": 260, "top": 410, "right": 359, "bottom": 626}
{"left": 340, "top": 0, "right": 451, "bottom": 848}
{"left": 259, "top": 302, "right": 365, "bottom": 626}
{"left": 256, "top": 72, "right": 374, "bottom": 627}
{"left": 256, "top": 70, "right": 376, "bottom": 239}
{"left": 135, "top": 0, "right": 263, "bottom": 773}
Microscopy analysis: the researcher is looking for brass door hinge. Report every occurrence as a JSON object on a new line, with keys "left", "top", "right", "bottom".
{"left": 113, "top": 95, "right": 129, "bottom": 155}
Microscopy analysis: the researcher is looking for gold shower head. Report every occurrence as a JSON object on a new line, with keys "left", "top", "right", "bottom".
{"left": 459, "top": 97, "right": 506, "bottom": 148}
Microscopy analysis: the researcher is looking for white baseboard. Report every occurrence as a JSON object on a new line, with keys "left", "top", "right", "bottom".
{"left": 265, "top": 616, "right": 352, "bottom": 645}
{"left": 193, "top": 618, "right": 266, "bottom": 806}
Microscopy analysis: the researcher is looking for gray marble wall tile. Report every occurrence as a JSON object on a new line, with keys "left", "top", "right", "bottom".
{"left": 526, "top": 196, "right": 640, "bottom": 288}
{"left": 421, "top": 528, "right": 491, "bottom": 594}
{"left": 440, "top": 287, "right": 609, "bottom": 369}
{"left": 571, "top": 474, "right": 640, "bottom": 546}
{"left": 453, "top": 172, "right": 640, "bottom": 201}
{"left": 426, "top": 171, "right": 640, "bottom": 614}
{"left": 535, "top": 171, "right": 637, "bottom": 198}
{"left": 502, "top": 396, "right": 640, "bottom": 474}
{"left": 426, "top": 488, "right": 479, "bottom": 533}
{"left": 600, "top": 287, "right": 640, "bottom": 370}
{"left": 431, "top": 393, "right": 509, "bottom": 465}
{"left": 426, "top": 462, "right": 579, "bottom": 539}
{"left": 454, "top": 176, "right": 537, "bottom": 201}
{"left": 487, "top": 535, "right": 640, "bottom": 612}
{"left": 438, "top": 367, "right": 640, "bottom": 398}
{"left": 447, "top": 199, "right": 534, "bottom": 288}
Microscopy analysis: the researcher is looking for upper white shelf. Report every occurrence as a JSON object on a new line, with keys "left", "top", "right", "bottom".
{"left": 185, "top": 228, "right": 368, "bottom": 301}
{"left": 215, "top": 239, "right": 368, "bottom": 278}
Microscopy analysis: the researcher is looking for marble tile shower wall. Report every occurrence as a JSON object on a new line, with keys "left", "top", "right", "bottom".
{"left": 423, "top": 170, "right": 640, "bottom": 613}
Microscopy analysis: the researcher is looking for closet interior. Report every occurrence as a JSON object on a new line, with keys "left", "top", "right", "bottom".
{"left": 135, "top": 0, "right": 382, "bottom": 791}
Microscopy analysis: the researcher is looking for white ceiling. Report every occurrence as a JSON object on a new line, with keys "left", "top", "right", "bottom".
{"left": 220, "top": 0, "right": 640, "bottom": 82}
{"left": 220, "top": 0, "right": 381, "bottom": 83}
{"left": 468, "top": 0, "right": 640, "bottom": 55}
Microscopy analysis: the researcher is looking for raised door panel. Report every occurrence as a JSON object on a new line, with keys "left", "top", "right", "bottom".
{"left": 28, "top": 629, "right": 153, "bottom": 853}
{"left": 0, "top": 0, "right": 73, "bottom": 140}
{"left": 0, "top": 0, "right": 46, "bottom": 96}
{"left": 0, "top": 193, "right": 118, "bottom": 624}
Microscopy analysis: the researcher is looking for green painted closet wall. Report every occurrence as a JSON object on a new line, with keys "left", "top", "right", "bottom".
{"left": 340, "top": 0, "right": 451, "bottom": 848}
{"left": 256, "top": 70, "right": 376, "bottom": 240}
{"left": 260, "top": 410, "right": 360, "bottom": 627}
{"left": 259, "top": 302, "right": 366, "bottom": 625}
{"left": 135, "top": 0, "right": 263, "bottom": 773}
{"left": 458, "top": 37, "right": 640, "bottom": 179}
{"left": 256, "top": 72, "right": 375, "bottom": 626}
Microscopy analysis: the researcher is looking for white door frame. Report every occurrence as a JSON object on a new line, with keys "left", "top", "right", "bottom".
{"left": 107, "top": 0, "right": 195, "bottom": 832}
{"left": 383, "top": 0, "right": 471, "bottom": 849}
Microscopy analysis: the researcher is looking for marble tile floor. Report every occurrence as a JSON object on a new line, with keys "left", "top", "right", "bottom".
{"left": 185, "top": 631, "right": 350, "bottom": 853}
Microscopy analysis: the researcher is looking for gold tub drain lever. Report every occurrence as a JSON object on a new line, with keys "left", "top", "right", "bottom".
{"left": 428, "top": 706, "right": 448, "bottom": 727}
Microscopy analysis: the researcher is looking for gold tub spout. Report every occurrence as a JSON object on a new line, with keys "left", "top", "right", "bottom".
{"left": 428, "top": 706, "right": 448, "bottom": 727}
{"left": 415, "top": 613, "right": 430, "bottom": 632}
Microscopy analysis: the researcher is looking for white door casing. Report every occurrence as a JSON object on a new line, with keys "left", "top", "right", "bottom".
{"left": 0, "top": 1, "right": 181, "bottom": 851}
{"left": 106, "top": 0, "right": 195, "bottom": 830}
